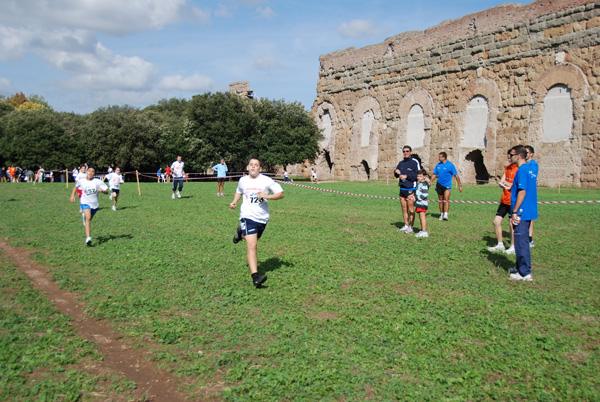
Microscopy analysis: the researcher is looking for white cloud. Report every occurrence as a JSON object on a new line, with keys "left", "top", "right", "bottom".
{"left": 0, "top": 26, "right": 34, "bottom": 60}
{"left": 158, "top": 73, "right": 215, "bottom": 91}
{"left": 0, "top": 77, "right": 12, "bottom": 92}
{"left": 0, "top": 0, "right": 210, "bottom": 35}
{"left": 43, "top": 43, "right": 158, "bottom": 91}
{"left": 337, "top": 19, "right": 387, "bottom": 38}
{"left": 253, "top": 55, "right": 284, "bottom": 71}
{"left": 257, "top": 6, "right": 275, "bottom": 20}
{"left": 215, "top": 4, "right": 233, "bottom": 18}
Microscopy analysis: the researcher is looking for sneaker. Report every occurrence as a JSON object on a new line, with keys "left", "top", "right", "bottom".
{"left": 111, "top": 205, "right": 116, "bottom": 211}
{"left": 172, "top": 193, "right": 175, "bottom": 199}
{"left": 442, "top": 214, "right": 448, "bottom": 221}
{"left": 509, "top": 272, "right": 533, "bottom": 281}
{"left": 109, "top": 194, "right": 113, "bottom": 200}
{"left": 415, "top": 231, "right": 429, "bottom": 238}
{"left": 530, "top": 241, "right": 535, "bottom": 248}
{"left": 504, "top": 245, "right": 516, "bottom": 255}
{"left": 509, "top": 266, "right": 518, "bottom": 274}
{"left": 438, "top": 215, "right": 444, "bottom": 220}
{"left": 488, "top": 243, "right": 506, "bottom": 252}
{"left": 85, "top": 237, "right": 92, "bottom": 246}
{"left": 253, "top": 274, "right": 267, "bottom": 288}
{"left": 404, "top": 226, "right": 414, "bottom": 234}
{"left": 232, "top": 226, "right": 243, "bottom": 244}
{"left": 398, "top": 225, "right": 410, "bottom": 233}
{"left": 176, "top": 191, "right": 181, "bottom": 199}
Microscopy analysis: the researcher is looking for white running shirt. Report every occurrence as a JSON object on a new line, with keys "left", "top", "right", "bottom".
{"left": 237, "top": 174, "right": 283, "bottom": 224}
{"left": 76, "top": 178, "right": 108, "bottom": 209}
{"left": 105, "top": 173, "right": 123, "bottom": 190}
{"left": 171, "top": 161, "right": 184, "bottom": 178}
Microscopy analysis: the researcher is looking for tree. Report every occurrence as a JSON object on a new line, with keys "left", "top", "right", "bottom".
{"left": 186, "top": 93, "right": 322, "bottom": 172}
{"left": 254, "top": 99, "right": 322, "bottom": 170}
{"left": 0, "top": 110, "right": 79, "bottom": 169}
{"left": 84, "top": 105, "right": 160, "bottom": 172}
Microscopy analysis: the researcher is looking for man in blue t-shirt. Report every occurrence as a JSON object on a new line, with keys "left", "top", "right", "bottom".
{"left": 212, "top": 159, "right": 228, "bottom": 196}
{"left": 430, "top": 152, "right": 463, "bottom": 221}
{"left": 525, "top": 145, "right": 539, "bottom": 248}
{"left": 509, "top": 145, "right": 538, "bottom": 281}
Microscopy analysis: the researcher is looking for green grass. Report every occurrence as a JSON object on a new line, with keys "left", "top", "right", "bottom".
{"left": 1, "top": 181, "right": 599, "bottom": 401}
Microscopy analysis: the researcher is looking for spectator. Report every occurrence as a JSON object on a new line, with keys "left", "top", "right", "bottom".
{"left": 394, "top": 145, "right": 421, "bottom": 234}
{"left": 430, "top": 151, "right": 462, "bottom": 221}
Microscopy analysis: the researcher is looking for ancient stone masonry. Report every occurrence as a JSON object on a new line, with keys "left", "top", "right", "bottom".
{"left": 311, "top": 0, "right": 600, "bottom": 187}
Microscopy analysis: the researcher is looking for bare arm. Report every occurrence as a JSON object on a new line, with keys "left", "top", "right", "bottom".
{"left": 258, "top": 191, "right": 284, "bottom": 201}
{"left": 230, "top": 192, "right": 242, "bottom": 210}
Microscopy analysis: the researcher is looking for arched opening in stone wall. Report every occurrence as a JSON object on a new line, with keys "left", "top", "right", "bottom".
{"left": 462, "top": 95, "right": 489, "bottom": 149}
{"left": 320, "top": 109, "right": 333, "bottom": 147}
{"left": 361, "top": 110, "right": 374, "bottom": 147}
{"left": 543, "top": 84, "right": 573, "bottom": 142}
{"left": 465, "top": 150, "right": 490, "bottom": 184}
{"left": 324, "top": 150, "right": 334, "bottom": 173}
{"left": 361, "top": 160, "right": 371, "bottom": 180}
{"left": 406, "top": 104, "right": 425, "bottom": 148}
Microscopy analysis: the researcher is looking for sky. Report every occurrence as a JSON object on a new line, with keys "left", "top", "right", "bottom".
{"left": 0, "top": 0, "right": 531, "bottom": 114}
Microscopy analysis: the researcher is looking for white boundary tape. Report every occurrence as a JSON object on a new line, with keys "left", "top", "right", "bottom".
{"left": 275, "top": 180, "right": 600, "bottom": 205}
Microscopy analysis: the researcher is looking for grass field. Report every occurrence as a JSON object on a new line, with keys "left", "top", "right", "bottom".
{"left": 1, "top": 180, "right": 599, "bottom": 401}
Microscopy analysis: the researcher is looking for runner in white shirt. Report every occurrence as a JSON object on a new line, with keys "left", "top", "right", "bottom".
{"left": 74, "top": 164, "right": 88, "bottom": 213}
{"left": 104, "top": 167, "right": 124, "bottom": 211}
{"left": 170, "top": 156, "right": 185, "bottom": 199}
{"left": 70, "top": 167, "right": 108, "bottom": 246}
{"left": 230, "top": 157, "right": 284, "bottom": 288}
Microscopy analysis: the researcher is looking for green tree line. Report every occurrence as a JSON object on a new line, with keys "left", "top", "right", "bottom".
{"left": 0, "top": 92, "right": 322, "bottom": 173}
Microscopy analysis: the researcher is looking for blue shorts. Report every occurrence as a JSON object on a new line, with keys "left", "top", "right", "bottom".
{"left": 241, "top": 218, "right": 267, "bottom": 239}
{"left": 81, "top": 204, "right": 99, "bottom": 216}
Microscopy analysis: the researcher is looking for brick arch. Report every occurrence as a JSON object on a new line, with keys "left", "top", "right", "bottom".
{"left": 454, "top": 77, "right": 502, "bottom": 182}
{"left": 351, "top": 96, "right": 382, "bottom": 180}
{"left": 398, "top": 87, "right": 435, "bottom": 166}
{"left": 530, "top": 63, "right": 589, "bottom": 186}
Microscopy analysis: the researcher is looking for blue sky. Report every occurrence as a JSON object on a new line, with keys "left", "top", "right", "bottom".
{"left": 0, "top": 0, "right": 530, "bottom": 114}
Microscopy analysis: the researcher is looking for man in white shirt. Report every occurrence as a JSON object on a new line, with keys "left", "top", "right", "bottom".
{"left": 170, "top": 156, "right": 185, "bottom": 199}
{"left": 104, "top": 167, "right": 124, "bottom": 211}
{"left": 230, "top": 157, "right": 284, "bottom": 288}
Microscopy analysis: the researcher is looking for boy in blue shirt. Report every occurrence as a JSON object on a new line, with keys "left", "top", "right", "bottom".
{"left": 430, "top": 152, "right": 462, "bottom": 221}
{"left": 509, "top": 145, "right": 538, "bottom": 281}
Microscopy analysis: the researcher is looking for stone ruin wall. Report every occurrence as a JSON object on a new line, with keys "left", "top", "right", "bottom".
{"left": 310, "top": 0, "right": 600, "bottom": 187}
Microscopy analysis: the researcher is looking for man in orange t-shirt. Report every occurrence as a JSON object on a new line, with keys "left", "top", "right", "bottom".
{"left": 488, "top": 149, "right": 518, "bottom": 253}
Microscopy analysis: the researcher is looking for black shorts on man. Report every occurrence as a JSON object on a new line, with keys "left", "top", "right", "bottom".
{"left": 110, "top": 189, "right": 120, "bottom": 196}
{"left": 495, "top": 203, "right": 511, "bottom": 218}
{"left": 435, "top": 182, "right": 450, "bottom": 195}
{"left": 217, "top": 177, "right": 225, "bottom": 183}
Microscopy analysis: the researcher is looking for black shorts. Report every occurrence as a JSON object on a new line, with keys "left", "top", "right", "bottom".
{"left": 495, "top": 203, "right": 511, "bottom": 217}
{"left": 217, "top": 177, "right": 225, "bottom": 183}
{"left": 111, "top": 189, "right": 120, "bottom": 196}
{"left": 399, "top": 189, "right": 415, "bottom": 199}
{"left": 436, "top": 183, "right": 450, "bottom": 195}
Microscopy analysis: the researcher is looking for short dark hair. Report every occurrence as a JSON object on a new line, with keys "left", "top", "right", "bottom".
{"left": 513, "top": 145, "right": 527, "bottom": 159}
{"left": 247, "top": 157, "right": 263, "bottom": 167}
{"left": 439, "top": 151, "right": 447, "bottom": 159}
{"left": 402, "top": 145, "right": 412, "bottom": 152}
{"left": 525, "top": 145, "right": 535, "bottom": 154}
{"left": 417, "top": 169, "right": 428, "bottom": 177}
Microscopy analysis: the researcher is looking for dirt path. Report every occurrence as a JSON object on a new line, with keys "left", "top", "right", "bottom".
{"left": 0, "top": 238, "right": 197, "bottom": 402}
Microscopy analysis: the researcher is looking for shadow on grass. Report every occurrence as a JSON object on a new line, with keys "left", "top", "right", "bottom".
{"left": 259, "top": 257, "right": 292, "bottom": 274}
{"left": 96, "top": 233, "right": 134, "bottom": 245}
{"left": 482, "top": 235, "right": 514, "bottom": 272}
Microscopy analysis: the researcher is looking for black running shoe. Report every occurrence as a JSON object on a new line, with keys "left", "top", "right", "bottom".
{"left": 253, "top": 274, "right": 267, "bottom": 288}
{"left": 509, "top": 266, "right": 518, "bottom": 274}
{"left": 232, "top": 226, "right": 243, "bottom": 244}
